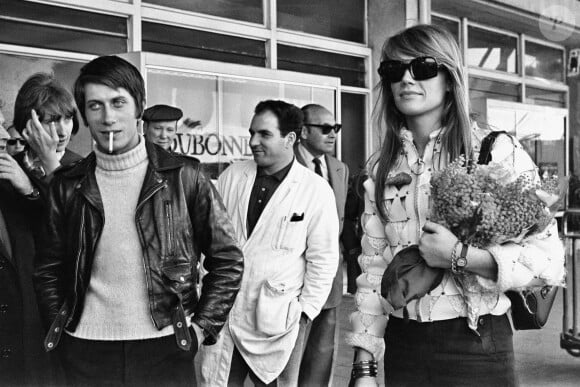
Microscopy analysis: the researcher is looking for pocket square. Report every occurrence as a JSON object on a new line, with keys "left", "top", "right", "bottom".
{"left": 290, "top": 212, "right": 304, "bottom": 222}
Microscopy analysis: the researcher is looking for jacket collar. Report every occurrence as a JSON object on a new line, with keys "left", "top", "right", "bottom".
{"left": 60, "top": 141, "right": 185, "bottom": 213}
{"left": 61, "top": 141, "right": 184, "bottom": 178}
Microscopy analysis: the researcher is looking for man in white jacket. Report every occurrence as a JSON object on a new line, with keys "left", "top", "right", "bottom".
{"left": 198, "top": 100, "right": 339, "bottom": 386}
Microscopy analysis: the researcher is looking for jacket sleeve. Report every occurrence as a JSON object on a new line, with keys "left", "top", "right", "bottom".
{"left": 299, "top": 181, "right": 340, "bottom": 320}
{"left": 345, "top": 177, "right": 390, "bottom": 361}
{"left": 476, "top": 135, "right": 566, "bottom": 292}
{"left": 33, "top": 174, "right": 69, "bottom": 331}
{"left": 186, "top": 165, "right": 244, "bottom": 345}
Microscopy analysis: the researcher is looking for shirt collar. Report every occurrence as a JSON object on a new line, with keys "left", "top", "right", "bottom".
{"left": 256, "top": 158, "right": 294, "bottom": 181}
{"left": 297, "top": 142, "right": 327, "bottom": 171}
{"left": 399, "top": 127, "right": 443, "bottom": 143}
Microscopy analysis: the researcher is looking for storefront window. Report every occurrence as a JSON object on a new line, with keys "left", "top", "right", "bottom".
{"left": 525, "top": 86, "right": 566, "bottom": 108}
{"left": 145, "top": 0, "right": 263, "bottom": 24}
{"left": 0, "top": 0, "right": 127, "bottom": 55}
{"left": 277, "top": 44, "right": 366, "bottom": 87}
{"left": 431, "top": 15, "right": 459, "bottom": 43}
{"left": 142, "top": 22, "right": 266, "bottom": 67}
{"left": 469, "top": 77, "right": 520, "bottom": 122}
{"left": 145, "top": 67, "right": 336, "bottom": 179}
{"left": 277, "top": 0, "right": 365, "bottom": 43}
{"left": 468, "top": 25, "right": 517, "bottom": 73}
{"left": 525, "top": 41, "right": 564, "bottom": 82}
{"left": 486, "top": 100, "right": 566, "bottom": 188}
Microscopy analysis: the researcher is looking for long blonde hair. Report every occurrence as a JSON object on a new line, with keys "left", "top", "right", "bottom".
{"left": 373, "top": 24, "right": 472, "bottom": 223}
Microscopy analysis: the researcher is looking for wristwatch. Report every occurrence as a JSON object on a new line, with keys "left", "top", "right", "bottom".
{"left": 455, "top": 243, "right": 469, "bottom": 273}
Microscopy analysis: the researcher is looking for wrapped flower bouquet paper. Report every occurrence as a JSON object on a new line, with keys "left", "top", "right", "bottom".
{"left": 429, "top": 156, "right": 567, "bottom": 330}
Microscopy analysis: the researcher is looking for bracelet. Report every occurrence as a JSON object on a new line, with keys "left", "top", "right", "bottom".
{"left": 450, "top": 240, "right": 462, "bottom": 274}
{"left": 351, "top": 360, "right": 378, "bottom": 380}
{"left": 351, "top": 369, "right": 378, "bottom": 379}
{"left": 352, "top": 360, "right": 377, "bottom": 366}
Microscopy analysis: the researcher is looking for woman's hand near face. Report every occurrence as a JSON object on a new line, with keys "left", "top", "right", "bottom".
{"left": 22, "top": 109, "right": 60, "bottom": 174}
{"left": 418, "top": 220, "right": 457, "bottom": 269}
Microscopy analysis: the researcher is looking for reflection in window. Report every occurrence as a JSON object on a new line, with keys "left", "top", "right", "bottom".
{"left": 525, "top": 41, "right": 564, "bottom": 82}
{"left": 486, "top": 101, "right": 566, "bottom": 186}
{"left": 0, "top": 0, "right": 127, "bottom": 55}
{"left": 142, "top": 22, "right": 266, "bottom": 66}
{"left": 469, "top": 77, "right": 520, "bottom": 123}
{"left": 145, "top": 0, "right": 263, "bottom": 24}
{"left": 468, "top": 26, "right": 517, "bottom": 73}
{"left": 277, "top": 44, "right": 366, "bottom": 87}
{"left": 277, "top": 0, "right": 365, "bottom": 43}
{"left": 431, "top": 15, "right": 459, "bottom": 43}
{"left": 525, "top": 86, "right": 566, "bottom": 108}
{"left": 147, "top": 70, "right": 218, "bottom": 136}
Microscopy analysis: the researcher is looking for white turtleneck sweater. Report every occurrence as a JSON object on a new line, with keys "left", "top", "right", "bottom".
{"left": 69, "top": 138, "right": 175, "bottom": 340}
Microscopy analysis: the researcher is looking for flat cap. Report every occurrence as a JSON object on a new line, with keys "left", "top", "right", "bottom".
{"left": 142, "top": 104, "right": 183, "bottom": 122}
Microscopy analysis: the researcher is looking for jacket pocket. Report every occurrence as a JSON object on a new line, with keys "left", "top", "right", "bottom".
{"left": 255, "top": 280, "right": 301, "bottom": 336}
{"left": 161, "top": 263, "right": 193, "bottom": 294}
{"left": 273, "top": 215, "right": 307, "bottom": 251}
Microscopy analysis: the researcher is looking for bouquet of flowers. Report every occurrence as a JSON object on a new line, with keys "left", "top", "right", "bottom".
{"left": 430, "top": 156, "right": 567, "bottom": 330}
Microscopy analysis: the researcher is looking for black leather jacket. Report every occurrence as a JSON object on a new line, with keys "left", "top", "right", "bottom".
{"left": 34, "top": 142, "right": 243, "bottom": 351}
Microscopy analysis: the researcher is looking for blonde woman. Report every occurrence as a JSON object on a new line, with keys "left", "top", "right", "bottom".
{"left": 347, "top": 24, "right": 565, "bottom": 387}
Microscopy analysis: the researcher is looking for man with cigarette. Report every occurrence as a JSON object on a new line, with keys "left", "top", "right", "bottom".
{"left": 34, "top": 55, "right": 244, "bottom": 386}
{"left": 142, "top": 104, "right": 182, "bottom": 151}
{"left": 198, "top": 100, "right": 339, "bottom": 386}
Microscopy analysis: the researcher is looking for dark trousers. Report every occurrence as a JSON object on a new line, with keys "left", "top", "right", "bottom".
{"left": 385, "top": 314, "right": 517, "bottom": 387}
{"left": 299, "top": 307, "right": 337, "bottom": 386}
{"left": 228, "top": 318, "right": 309, "bottom": 387}
{"left": 345, "top": 252, "right": 361, "bottom": 294}
{"left": 58, "top": 334, "right": 197, "bottom": 387}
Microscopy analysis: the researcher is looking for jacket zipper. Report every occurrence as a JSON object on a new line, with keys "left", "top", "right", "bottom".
{"left": 135, "top": 180, "right": 167, "bottom": 329}
{"left": 164, "top": 201, "right": 174, "bottom": 255}
{"left": 68, "top": 207, "right": 85, "bottom": 325}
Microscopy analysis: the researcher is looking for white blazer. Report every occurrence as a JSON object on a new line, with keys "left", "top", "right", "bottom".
{"left": 199, "top": 159, "right": 339, "bottom": 385}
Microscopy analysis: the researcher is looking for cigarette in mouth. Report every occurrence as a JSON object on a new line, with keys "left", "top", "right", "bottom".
{"left": 108, "top": 132, "right": 114, "bottom": 154}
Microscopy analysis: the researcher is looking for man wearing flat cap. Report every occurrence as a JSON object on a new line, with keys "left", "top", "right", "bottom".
{"left": 143, "top": 104, "right": 183, "bottom": 151}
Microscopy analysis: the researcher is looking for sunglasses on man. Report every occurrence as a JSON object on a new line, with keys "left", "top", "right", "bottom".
{"left": 7, "top": 139, "right": 27, "bottom": 146}
{"left": 304, "top": 123, "right": 342, "bottom": 135}
{"left": 378, "top": 56, "right": 445, "bottom": 83}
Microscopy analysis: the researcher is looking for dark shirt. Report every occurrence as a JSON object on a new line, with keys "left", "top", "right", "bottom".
{"left": 246, "top": 159, "right": 294, "bottom": 236}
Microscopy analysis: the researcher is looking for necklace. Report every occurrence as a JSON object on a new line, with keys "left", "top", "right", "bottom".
{"left": 402, "top": 131, "right": 443, "bottom": 175}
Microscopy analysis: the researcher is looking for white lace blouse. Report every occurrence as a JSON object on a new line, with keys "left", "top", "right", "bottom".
{"left": 346, "top": 125, "right": 566, "bottom": 361}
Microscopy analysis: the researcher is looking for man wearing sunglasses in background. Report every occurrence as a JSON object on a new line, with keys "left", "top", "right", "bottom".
{"left": 6, "top": 125, "right": 26, "bottom": 156}
{"left": 295, "top": 104, "right": 349, "bottom": 387}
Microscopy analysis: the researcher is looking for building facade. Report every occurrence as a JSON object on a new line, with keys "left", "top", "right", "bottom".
{"left": 1, "top": 0, "right": 580, "bottom": 182}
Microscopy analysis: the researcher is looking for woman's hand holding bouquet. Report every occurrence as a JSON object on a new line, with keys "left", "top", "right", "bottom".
{"left": 428, "top": 157, "right": 567, "bottom": 329}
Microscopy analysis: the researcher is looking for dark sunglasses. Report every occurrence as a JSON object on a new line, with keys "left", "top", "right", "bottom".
{"left": 378, "top": 56, "right": 444, "bottom": 83}
{"left": 7, "top": 139, "right": 27, "bottom": 146}
{"left": 304, "top": 123, "right": 342, "bottom": 134}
